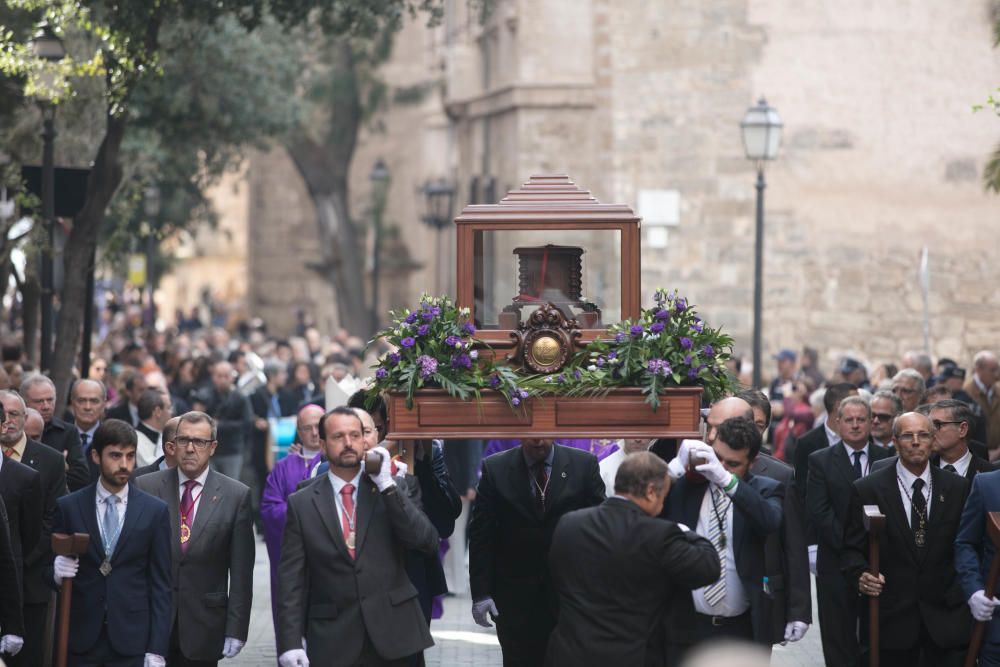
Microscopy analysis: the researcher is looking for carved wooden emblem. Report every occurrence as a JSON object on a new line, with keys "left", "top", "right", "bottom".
{"left": 509, "top": 303, "right": 582, "bottom": 374}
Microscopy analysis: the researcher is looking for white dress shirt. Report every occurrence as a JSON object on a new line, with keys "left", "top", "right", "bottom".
{"left": 328, "top": 469, "right": 363, "bottom": 528}
{"left": 599, "top": 449, "right": 626, "bottom": 498}
{"left": 692, "top": 486, "right": 749, "bottom": 617}
{"left": 178, "top": 467, "right": 211, "bottom": 525}
{"left": 937, "top": 449, "right": 973, "bottom": 478}
{"left": 842, "top": 443, "right": 870, "bottom": 476}
{"left": 824, "top": 420, "right": 841, "bottom": 447}
{"left": 95, "top": 480, "right": 129, "bottom": 544}
{"left": 896, "top": 460, "right": 932, "bottom": 527}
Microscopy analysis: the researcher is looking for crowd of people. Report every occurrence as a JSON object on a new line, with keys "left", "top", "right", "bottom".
{"left": 1, "top": 310, "right": 1000, "bottom": 666}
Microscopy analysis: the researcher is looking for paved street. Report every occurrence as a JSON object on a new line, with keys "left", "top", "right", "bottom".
{"left": 234, "top": 538, "right": 825, "bottom": 666}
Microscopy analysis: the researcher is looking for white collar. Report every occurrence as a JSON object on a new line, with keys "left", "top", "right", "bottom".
{"left": 939, "top": 447, "right": 972, "bottom": 469}
{"left": 178, "top": 466, "right": 210, "bottom": 488}
{"left": 843, "top": 442, "right": 869, "bottom": 459}
{"left": 328, "top": 468, "right": 363, "bottom": 495}
{"left": 975, "top": 373, "right": 992, "bottom": 396}
{"left": 96, "top": 479, "right": 129, "bottom": 504}
{"left": 896, "top": 459, "right": 931, "bottom": 490}
{"left": 77, "top": 422, "right": 100, "bottom": 438}
{"left": 824, "top": 419, "right": 840, "bottom": 445}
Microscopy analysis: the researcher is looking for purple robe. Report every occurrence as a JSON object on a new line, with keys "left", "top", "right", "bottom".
{"left": 261, "top": 450, "right": 323, "bottom": 630}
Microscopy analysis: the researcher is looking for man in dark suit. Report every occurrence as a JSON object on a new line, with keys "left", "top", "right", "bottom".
{"left": 50, "top": 419, "right": 173, "bottom": 667}
{"left": 735, "top": 391, "right": 812, "bottom": 646}
{"left": 21, "top": 374, "right": 90, "bottom": 491}
{"left": 661, "top": 417, "right": 783, "bottom": 659}
{"left": 955, "top": 472, "right": 1000, "bottom": 665}
{"left": 545, "top": 451, "right": 720, "bottom": 667}
{"left": 930, "top": 399, "right": 995, "bottom": 480}
{"left": 469, "top": 438, "right": 605, "bottom": 666}
{"left": 807, "top": 395, "right": 891, "bottom": 667}
{"left": 105, "top": 367, "right": 146, "bottom": 426}
{"left": 0, "top": 389, "right": 67, "bottom": 667}
{"left": 0, "top": 492, "right": 25, "bottom": 659}
{"left": 194, "top": 361, "right": 253, "bottom": 481}
{"left": 69, "top": 378, "right": 107, "bottom": 484}
{"left": 0, "top": 449, "right": 42, "bottom": 587}
{"left": 132, "top": 416, "right": 180, "bottom": 479}
{"left": 844, "top": 411, "right": 972, "bottom": 665}
{"left": 276, "top": 407, "right": 439, "bottom": 667}
{"left": 793, "top": 382, "right": 858, "bottom": 508}
{"left": 134, "top": 411, "right": 255, "bottom": 667}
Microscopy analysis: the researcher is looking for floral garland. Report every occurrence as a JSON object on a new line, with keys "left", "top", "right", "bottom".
{"left": 368, "top": 290, "right": 734, "bottom": 411}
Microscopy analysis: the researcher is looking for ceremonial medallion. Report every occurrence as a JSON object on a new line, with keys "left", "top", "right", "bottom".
{"left": 99, "top": 559, "right": 112, "bottom": 576}
{"left": 180, "top": 523, "right": 191, "bottom": 544}
{"left": 347, "top": 530, "right": 356, "bottom": 550}
{"left": 915, "top": 528, "right": 926, "bottom": 547}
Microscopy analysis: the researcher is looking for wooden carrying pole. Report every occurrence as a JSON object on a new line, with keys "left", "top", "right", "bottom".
{"left": 51, "top": 532, "right": 90, "bottom": 667}
{"left": 863, "top": 505, "right": 886, "bottom": 667}
{"left": 965, "top": 512, "right": 1000, "bottom": 667}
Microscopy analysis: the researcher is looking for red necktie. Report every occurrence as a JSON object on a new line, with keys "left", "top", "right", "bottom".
{"left": 2, "top": 448, "right": 13, "bottom": 458}
{"left": 179, "top": 480, "right": 198, "bottom": 553}
{"left": 340, "top": 484, "right": 356, "bottom": 559}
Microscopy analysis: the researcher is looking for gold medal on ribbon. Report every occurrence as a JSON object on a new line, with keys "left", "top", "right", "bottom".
{"left": 347, "top": 530, "right": 356, "bottom": 550}
{"left": 180, "top": 522, "right": 191, "bottom": 544}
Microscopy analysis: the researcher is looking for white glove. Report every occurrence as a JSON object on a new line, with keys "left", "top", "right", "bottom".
{"left": 808, "top": 544, "right": 817, "bottom": 576}
{"left": 1, "top": 635, "right": 24, "bottom": 655}
{"left": 54, "top": 555, "right": 79, "bottom": 585}
{"left": 691, "top": 443, "right": 734, "bottom": 489}
{"left": 667, "top": 439, "right": 698, "bottom": 479}
{"left": 143, "top": 653, "right": 165, "bottom": 667}
{"left": 368, "top": 446, "right": 396, "bottom": 492}
{"left": 969, "top": 590, "right": 1000, "bottom": 622}
{"left": 278, "top": 649, "right": 310, "bottom": 667}
{"left": 784, "top": 621, "right": 809, "bottom": 642}
{"left": 472, "top": 597, "right": 499, "bottom": 627}
{"left": 393, "top": 460, "right": 408, "bottom": 477}
{"left": 222, "top": 637, "right": 244, "bottom": 658}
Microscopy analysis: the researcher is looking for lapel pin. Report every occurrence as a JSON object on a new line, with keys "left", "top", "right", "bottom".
{"left": 561, "top": 472, "right": 567, "bottom": 478}
{"left": 939, "top": 495, "right": 944, "bottom": 502}
{"left": 212, "top": 496, "right": 218, "bottom": 502}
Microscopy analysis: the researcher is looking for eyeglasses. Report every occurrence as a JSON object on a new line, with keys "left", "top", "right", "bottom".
{"left": 931, "top": 420, "right": 963, "bottom": 430}
{"left": 174, "top": 436, "right": 214, "bottom": 449}
{"left": 871, "top": 412, "right": 895, "bottom": 422}
{"left": 896, "top": 431, "right": 933, "bottom": 445}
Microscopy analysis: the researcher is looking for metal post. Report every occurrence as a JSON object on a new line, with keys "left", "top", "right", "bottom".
{"left": 751, "top": 165, "right": 766, "bottom": 389}
{"left": 80, "top": 246, "right": 95, "bottom": 379}
{"left": 39, "top": 109, "right": 56, "bottom": 373}
{"left": 370, "top": 203, "right": 382, "bottom": 333}
{"left": 146, "top": 232, "right": 155, "bottom": 326}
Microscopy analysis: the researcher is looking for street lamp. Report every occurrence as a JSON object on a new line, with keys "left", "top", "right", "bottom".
{"left": 30, "top": 21, "right": 66, "bottom": 372}
{"left": 740, "top": 97, "right": 783, "bottom": 389}
{"left": 369, "top": 159, "right": 390, "bottom": 332}
{"left": 420, "top": 179, "right": 456, "bottom": 294}
{"left": 143, "top": 184, "right": 161, "bottom": 326}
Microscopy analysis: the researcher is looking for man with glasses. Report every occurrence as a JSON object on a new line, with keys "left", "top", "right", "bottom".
{"left": 807, "top": 396, "right": 891, "bottom": 666}
{"left": 870, "top": 390, "right": 903, "bottom": 451}
{"left": 845, "top": 412, "right": 972, "bottom": 665}
{"left": 929, "top": 399, "right": 994, "bottom": 481}
{"left": 892, "top": 369, "right": 926, "bottom": 413}
{"left": 134, "top": 411, "right": 255, "bottom": 667}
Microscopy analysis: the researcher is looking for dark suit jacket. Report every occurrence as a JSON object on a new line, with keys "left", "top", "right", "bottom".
{"left": 469, "top": 445, "right": 606, "bottom": 618}
{"left": 0, "top": 457, "right": 42, "bottom": 585}
{"left": 41, "top": 417, "right": 89, "bottom": 491}
{"left": 955, "top": 469, "right": 1000, "bottom": 644}
{"left": 277, "top": 476, "right": 439, "bottom": 664}
{"left": 18, "top": 438, "right": 68, "bottom": 605}
{"left": 132, "top": 456, "right": 167, "bottom": 480}
{"left": 105, "top": 401, "right": 136, "bottom": 426}
{"left": 51, "top": 484, "right": 173, "bottom": 656}
{"left": 807, "top": 443, "right": 890, "bottom": 575}
{"left": 197, "top": 389, "right": 253, "bottom": 458}
{"left": 0, "top": 494, "right": 24, "bottom": 636}
{"left": 844, "top": 464, "right": 972, "bottom": 650}
{"left": 134, "top": 468, "right": 255, "bottom": 661}
{"left": 545, "top": 498, "right": 720, "bottom": 667}
{"left": 793, "top": 425, "right": 833, "bottom": 513}
{"left": 750, "top": 453, "right": 812, "bottom": 641}
{"left": 662, "top": 473, "right": 784, "bottom": 645}
{"left": 930, "top": 451, "right": 995, "bottom": 481}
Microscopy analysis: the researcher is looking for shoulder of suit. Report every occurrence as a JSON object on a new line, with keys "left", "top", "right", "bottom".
{"left": 1, "top": 456, "right": 38, "bottom": 479}
{"left": 747, "top": 473, "right": 781, "bottom": 491}
{"left": 210, "top": 469, "right": 251, "bottom": 494}
{"left": 25, "top": 438, "right": 64, "bottom": 463}
{"left": 129, "top": 486, "right": 169, "bottom": 511}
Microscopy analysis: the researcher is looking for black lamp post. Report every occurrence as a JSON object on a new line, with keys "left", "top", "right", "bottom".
{"left": 143, "top": 185, "right": 160, "bottom": 327}
{"left": 420, "top": 179, "right": 456, "bottom": 294}
{"left": 31, "top": 21, "right": 66, "bottom": 372}
{"left": 740, "top": 97, "right": 783, "bottom": 389}
{"left": 369, "top": 159, "right": 390, "bottom": 332}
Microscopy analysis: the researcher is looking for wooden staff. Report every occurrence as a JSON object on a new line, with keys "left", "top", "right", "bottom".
{"left": 863, "top": 505, "right": 886, "bottom": 667}
{"left": 964, "top": 511, "right": 1000, "bottom": 667}
{"left": 51, "top": 532, "right": 90, "bottom": 667}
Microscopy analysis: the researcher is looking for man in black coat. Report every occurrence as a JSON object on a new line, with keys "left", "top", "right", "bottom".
{"left": 0, "top": 492, "right": 25, "bottom": 659}
{"left": 0, "top": 389, "right": 68, "bottom": 667}
{"left": 21, "top": 374, "right": 90, "bottom": 491}
{"left": 929, "top": 399, "right": 995, "bottom": 480}
{"left": 807, "top": 395, "right": 891, "bottom": 667}
{"left": 844, "top": 411, "right": 972, "bottom": 665}
{"left": 545, "top": 452, "right": 720, "bottom": 667}
{"left": 0, "top": 453, "right": 41, "bottom": 588}
{"left": 469, "top": 439, "right": 605, "bottom": 666}
{"left": 195, "top": 360, "right": 253, "bottom": 481}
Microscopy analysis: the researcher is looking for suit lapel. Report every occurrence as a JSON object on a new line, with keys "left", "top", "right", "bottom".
{"left": 186, "top": 471, "right": 223, "bottom": 555}
{"left": 681, "top": 478, "right": 706, "bottom": 530}
{"left": 311, "top": 478, "right": 351, "bottom": 560}
{"left": 81, "top": 484, "right": 106, "bottom": 560}
{"left": 507, "top": 450, "right": 539, "bottom": 520}
{"left": 832, "top": 444, "right": 857, "bottom": 485}
{"left": 111, "top": 486, "right": 147, "bottom": 561}
{"left": 158, "top": 470, "right": 182, "bottom": 563}
{"left": 544, "top": 447, "right": 569, "bottom": 510}
{"left": 354, "top": 477, "right": 378, "bottom": 556}
{"left": 875, "top": 466, "right": 919, "bottom": 563}
{"left": 733, "top": 475, "right": 747, "bottom": 556}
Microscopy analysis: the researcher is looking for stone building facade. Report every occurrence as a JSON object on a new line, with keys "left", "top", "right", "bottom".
{"left": 186, "top": 0, "right": 1000, "bottom": 373}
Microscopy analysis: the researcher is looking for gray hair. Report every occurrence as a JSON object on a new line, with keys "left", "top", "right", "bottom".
{"left": 892, "top": 368, "right": 926, "bottom": 395}
{"left": 837, "top": 395, "right": 872, "bottom": 419}
{"left": 871, "top": 390, "right": 903, "bottom": 415}
{"left": 614, "top": 451, "right": 670, "bottom": 497}
{"left": 175, "top": 410, "right": 217, "bottom": 440}
{"left": 0, "top": 389, "right": 26, "bottom": 411}
{"left": 19, "top": 373, "right": 54, "bottom": 396}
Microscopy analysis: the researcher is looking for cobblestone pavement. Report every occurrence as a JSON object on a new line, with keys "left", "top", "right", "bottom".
{"left": 235, "top": 538, "right": 825, "bottom": 666}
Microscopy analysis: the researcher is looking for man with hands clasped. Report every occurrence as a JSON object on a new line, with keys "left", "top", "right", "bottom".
{"left": 660, "top": 417, "right": 784, "bottom": 661}
{"left": 845, "top": 411, "right": 972, "bottom": 665}
{"left": 277, "top": 407, "right": 438, "bottom": 667}
{"left": 50, "top": 419, "right": 173, "bottom": 667}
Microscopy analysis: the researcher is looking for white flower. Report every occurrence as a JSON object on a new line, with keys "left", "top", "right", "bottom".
{"left": 587, "top": 365, "right": 597, "bottom": 371}
{"left": 470, "top": 350, "right": 479, "bottom": 359}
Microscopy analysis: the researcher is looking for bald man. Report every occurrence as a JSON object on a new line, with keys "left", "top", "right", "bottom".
{"left": 261, "top": 404, "right": 325, "bottom": 633}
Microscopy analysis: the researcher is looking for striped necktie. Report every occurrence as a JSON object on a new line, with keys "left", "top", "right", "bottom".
{"left": 703, "top": 487, "right": 731, "bottom": 607}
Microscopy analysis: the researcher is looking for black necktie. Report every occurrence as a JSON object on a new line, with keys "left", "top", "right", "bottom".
{"left": 80, "top": 432, "right": 89, "bottom": 452}
{"left": 852, "top": 451, "right": 863, "bottom": 479}
{"left": 531, "top": 463, "right": 549, "bottom": 514}
{"left": 943, "top": 464, "right": 957, "bottom": 474}
{"left": 911, "top": 478, "right": 927, "bottom": 544}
